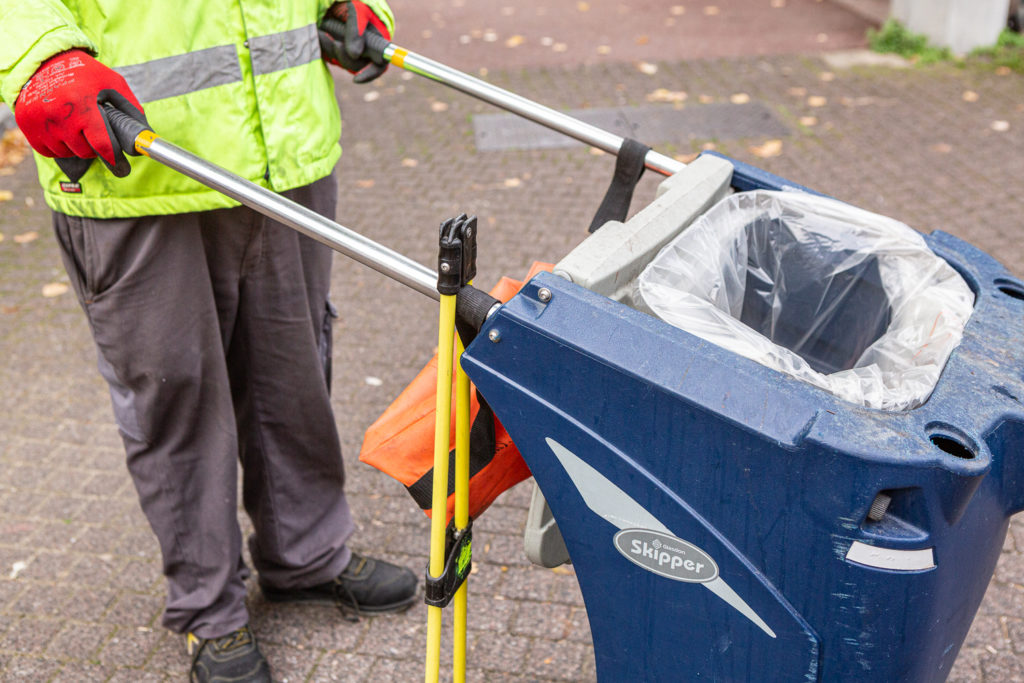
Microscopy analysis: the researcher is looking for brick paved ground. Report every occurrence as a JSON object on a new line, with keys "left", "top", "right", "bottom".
{"left": 3, "top": 1, "right": 1024, "bottom": 681}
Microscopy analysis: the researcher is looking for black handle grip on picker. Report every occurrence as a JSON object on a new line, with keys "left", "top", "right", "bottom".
{"left": 320, "top": 16, "right": 391, "bottom": 65}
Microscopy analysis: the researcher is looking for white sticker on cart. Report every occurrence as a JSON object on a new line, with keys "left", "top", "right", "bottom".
{"left": 545, "top": 437, "right": 776, "bottom": 638}
{"left": 846, "top": 541, "right": 935, "bottom": 571}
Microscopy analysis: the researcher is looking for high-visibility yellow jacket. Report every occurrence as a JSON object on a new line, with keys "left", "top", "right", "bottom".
{"left": 0, "top": 0, "right": 393, "bottom": 217}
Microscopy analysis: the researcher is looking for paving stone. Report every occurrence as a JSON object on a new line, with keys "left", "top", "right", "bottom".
{"left": 50, "top": 661, "right": 116, "bottom": 682}
{"left": 105, "top": 592, "right": 163, "bottom": 627}
{"left": 260, "top": 641, "right": 320, "bottom": 682}
{"left": 105, "top": 667, "right": 171, "bottom": 682}
{"left": 525, "top": 638, "right": 596, "bottom": 681}
{"left": 354, "top": 610, "right": 426, "bottom": 659}
{"left": 0, "top": 655, "right": 64, "bottom": 681}
{"left": 0, "top": 615, "right": 63, "bottom": 654}
{"left": 307, "top": 652, "right": 376, "bottom": 681}
{"left": 511, "top": 600, "right": 572, "bottom": 640}
{"left": 469, "top": 632, "right": 532, "bottom": 675}
{"left": 98, "top": 626, "right": 164, "bottom": 667}
{"left": 47, "top": 621, "right": 116, "bottom": 660}
{"left": 251, "top": 600, "right": 368, "bottom": 652}
{"left": 366, "top": 655, "right": 425, "bottom": 681}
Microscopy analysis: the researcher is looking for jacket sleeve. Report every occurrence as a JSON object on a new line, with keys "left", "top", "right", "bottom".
{"left": 318, "top": 0, "right": 395, "bottom": 37}
{"left": 0, "top": 1, "right": 96, "bottom": 107}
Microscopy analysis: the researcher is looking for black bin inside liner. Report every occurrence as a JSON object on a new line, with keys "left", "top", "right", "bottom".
{"left": 737, "top": 218, "right": 892, "bottom": 375}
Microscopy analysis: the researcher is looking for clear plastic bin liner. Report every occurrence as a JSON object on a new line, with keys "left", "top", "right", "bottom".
{"left": 637, "top": 190, "right": 975, "bottom": 411}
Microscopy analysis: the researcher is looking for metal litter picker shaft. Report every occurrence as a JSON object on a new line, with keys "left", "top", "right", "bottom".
{"left": 320, "top": 18, "right": 684, "bottom": 178}
{"left": 105, "top": 107, "right": 440, "bottom": 301}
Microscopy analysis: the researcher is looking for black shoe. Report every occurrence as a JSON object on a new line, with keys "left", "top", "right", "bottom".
{"left": 260, "top": 552, "right": 418, "bottom": 620}
{"left": 187, "top": 625, "right": 272, "bottom": 683}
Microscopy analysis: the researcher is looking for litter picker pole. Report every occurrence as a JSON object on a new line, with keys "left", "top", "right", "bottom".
{"left": 102, "top": 106, "right": 440, "bottom": 300}
{"left": 425, "top": 289, "right": 455, "bottom": 683}
{"left": 321, "top": 19, "right": 685, "bottom": 178}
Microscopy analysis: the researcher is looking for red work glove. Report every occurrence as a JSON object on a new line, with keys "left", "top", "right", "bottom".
{"left": 319, "top": 1, "right": 391, "bottom": 83}
{"left": 15, "top": 49, "right": 147, "bottom": 179}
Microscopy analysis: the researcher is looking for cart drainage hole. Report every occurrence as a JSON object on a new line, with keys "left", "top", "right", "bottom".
{"left": 928, "top": 432, "right": 976, "bottom": 460}
{"left": 995, "top": 278, "right": 1024, "bottom": 301}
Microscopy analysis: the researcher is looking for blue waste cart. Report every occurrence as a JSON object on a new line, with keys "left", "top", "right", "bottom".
{"left": 461, "top": 154, "right": 1024, "bottom": 681}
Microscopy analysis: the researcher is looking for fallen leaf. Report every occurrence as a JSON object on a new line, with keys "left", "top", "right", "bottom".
{"left": 543, "top": 658, "right": 554, "bottom": 665}
{"left": 589, "top": 147, "right": 605, "bottom": 156}
{"left": 647, "top": 88, "right": 688, "bottom": 103}
{"left": 596, "top": 45, "right": 612, "bottom": 55}
{"left": 356, "top": 179, "right": 376, "bottom": 189}
{"left": 505, "top": 34, "right": 525, "bottom": 48}
{"left": 430, "top": 101, "right": 450, "bottom": 112}
{"left": 991, "top": 120, "right": 1010, "bottom": 132}
{"left": 483, "top": 30, "right": 498, "bottom": 42}
{"left": 787, "top": 86, "right": 807, "bottom": 97}
{"left": 577, "top": 1, "right": 590, "bottom": 11}
{"left": 540, "top": 36, "right": 554, "bottom": 46}
{"left": 0, "top": 233, "right": 4, "bottom": 243}
{"left": 675, "top": 151, "right": 701, "bottom": 163}
{"left": 807, "top": 95, "right": 827, "bottom": 107}
{"left": 362, "top": 91, "right": 380, "bottom": 102}
{"left": 0, "top": 190, "right": 13, "bottom": 202}
{"left": 458, "top": 34, "right": 471, "bottom": 45}
{"left": 2, "top": 305, "right": 18, "bottom": 314}
{"left": 799, "top": 116, "right": 818, "bottom": 126}
{"left": 996, "top": 66, "right": 1012, "bottom": 76}
{"left": 730, "top": 93, "right": 750, "bottom": 104}
{"left": 552, "top": 42, "right": 568, "bottom": 53}
{"left": 42, "top": 282, "right": 69, "bottom": 298}
{"left": 24, "top": 197, "right": 34, "bottom": 207}
{"left": 962, "top": 90, "right": 979, "bottom": 103}
{"left": 704, "top": 6, "right": 720, "bottom": 15}
{"left": 401, "top": 158, "right": 419, "bottom": 167}
{"left": 550, "top": 565, "right": 573, "bottom": 575}
{"left": 816, "top": 33, "right": 829, "bottom": 43}
{"left": 698, "top": 94, "right": 715, "bottom": 104}
{"left": 478, "top": 67, "right": 489, "bottom": 77}
{"left": 635, "top": 35, "right": 649, "bottom": 46}
{"left": 670, "top": 5, "right": 686, "bottom": 15}
{"left": 749, "top": 139, "right": 783, "bottom": 158}
{"left": 637, "top": 62, "right": 658, "bottom": 75}
{"left": 930, "top": 143, "right": 952, "bottom": 153}
{"left": 364, "top": 376, "right": 383, "bottom": 386}
{"left": 503, "top": 177, "right": 522, "bottom": 188}
{"left": 819, "top": 71, "right": 835, "bottom": 82}
{"left": 771, "top": 0, "right": 786, "bottom": 6}
{"left": 14, "top": 231, "right": 38, "bottom": 244}
{"left": 701, "top": 141, "right": 717, "bottom": 151}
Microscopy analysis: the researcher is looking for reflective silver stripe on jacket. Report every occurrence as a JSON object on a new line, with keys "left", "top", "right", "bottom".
{"left": 114, "top": 24, "right": 320, "bottom": 103}
{"left": 116, "top": 45, "right": 242, "bottom": 104}
{"left": 249, "top": 24, "right": 320, "bottom": 76}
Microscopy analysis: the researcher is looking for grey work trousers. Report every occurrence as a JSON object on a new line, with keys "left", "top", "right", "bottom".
{"left": 52, "top": 173, "right": 353, "bottom": 638}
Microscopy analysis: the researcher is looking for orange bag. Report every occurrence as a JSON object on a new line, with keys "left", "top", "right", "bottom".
{"left": 359, "top": 262, "right": 553, "bottom": 523}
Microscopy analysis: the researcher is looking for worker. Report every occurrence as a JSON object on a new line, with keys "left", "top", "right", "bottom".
{"left": 0, "top": 2, "right": 415, "bottom": 681}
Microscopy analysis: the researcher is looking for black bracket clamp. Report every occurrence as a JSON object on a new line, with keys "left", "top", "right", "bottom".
{"left": 424, "top": 519, "right": 473, "bottom": 608}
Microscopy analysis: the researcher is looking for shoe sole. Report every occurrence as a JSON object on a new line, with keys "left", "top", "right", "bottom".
{"left": 259, "top": 588, "right": 418, "bottom": 614}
